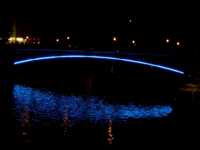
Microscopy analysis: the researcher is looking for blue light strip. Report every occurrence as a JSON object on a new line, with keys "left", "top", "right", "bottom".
{"left": 14, "top": 55, "right": 184, "bottom": 75}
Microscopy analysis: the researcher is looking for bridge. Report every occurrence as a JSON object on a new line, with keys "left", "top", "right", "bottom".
{"left": 0, "top": 47, "right": 189, "bottom": 77}
{"left": 0, "top": 48, "right": 190, "bottom": 105}
{"left": 12, "top": 48, "right": 186, "bottom": 76}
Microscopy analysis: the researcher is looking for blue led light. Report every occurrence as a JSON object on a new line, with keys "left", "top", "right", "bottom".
{"left": 13, "top": 84, "right": 173, "bottom": 123}
{"left": 14, "top": 55, "right": 184, "bottom": 75}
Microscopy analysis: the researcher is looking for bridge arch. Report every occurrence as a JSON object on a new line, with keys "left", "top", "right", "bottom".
{"left": 14, "top": 54, "right": 184, "bottom": 75}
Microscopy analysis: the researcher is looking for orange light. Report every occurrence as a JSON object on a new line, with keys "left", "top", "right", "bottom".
{"left": 113, "top": 37, "right": 117, "bottom": 42}
{"left": 8, "top": 37, "right": 16, "bottom": 43}
{"left": 176, "top": 41, "right": 181, "bottom": 46}
{"left": 8, "top": 37, "right": 25, "bottom": 44}
{"left": 16, "top": 37, "right": 24, "bottom": 43}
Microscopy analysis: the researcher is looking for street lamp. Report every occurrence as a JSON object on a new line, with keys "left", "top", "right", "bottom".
{"left": 132, "top": 40, "right": 136, "bottom": 45}
{"left": 166, "top": 38, "right": 170, "bottom": 43}
{"left": 176, "top": 41, "right": 180, "bottom": 46}
{"left": 67, "top": 36, "right": 70, "bottom": 40}
{"left": 56, "top": 38, "right": 60, "bottom": 43}
{"left": 113, "top": 37, "right": 117, "bottom": 42}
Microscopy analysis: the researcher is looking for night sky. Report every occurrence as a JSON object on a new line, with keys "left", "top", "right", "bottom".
{"left": 1, "top": 2, "right": 199, "bottom": 49}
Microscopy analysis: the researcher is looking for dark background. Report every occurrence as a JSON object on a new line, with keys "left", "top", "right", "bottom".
{"left": 0, "top": 2, "right": 199, "bottom": 76}
{"left": 1, "top": 2, "right": 199, "bottom": 39}
{"left": 0, "top": 2, "right": 199, "bottom": 147}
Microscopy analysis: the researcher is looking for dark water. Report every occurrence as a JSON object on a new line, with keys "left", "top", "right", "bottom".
{"left": 0, "top": 59, "right": 190, "bottom": 147}
{"left": 11, "top": 84, "right": 175, "bottom": 147}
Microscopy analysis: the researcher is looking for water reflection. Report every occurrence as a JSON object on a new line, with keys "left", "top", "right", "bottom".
{"left": 63, "top": 109, "right": 70, "bottom": 136}
{"left": 107, "top": 120, "right": 114, "bottom": 145}
{"left": 13, "top": 84, "right": 173, "bottom": 124}
{"left": 20, "top": 106, "right": 31, "bottom": 136}
{"left": 19, "top": 106, "right": 32, "bottom": 144}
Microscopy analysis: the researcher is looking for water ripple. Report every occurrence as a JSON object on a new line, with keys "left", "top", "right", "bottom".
{"left": 13, "top": 85, "right": 173, "bottom": 123}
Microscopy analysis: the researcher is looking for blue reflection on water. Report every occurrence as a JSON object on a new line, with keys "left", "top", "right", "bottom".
{"left": 13, "top": 85, "right": 173, "bottom": 123}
